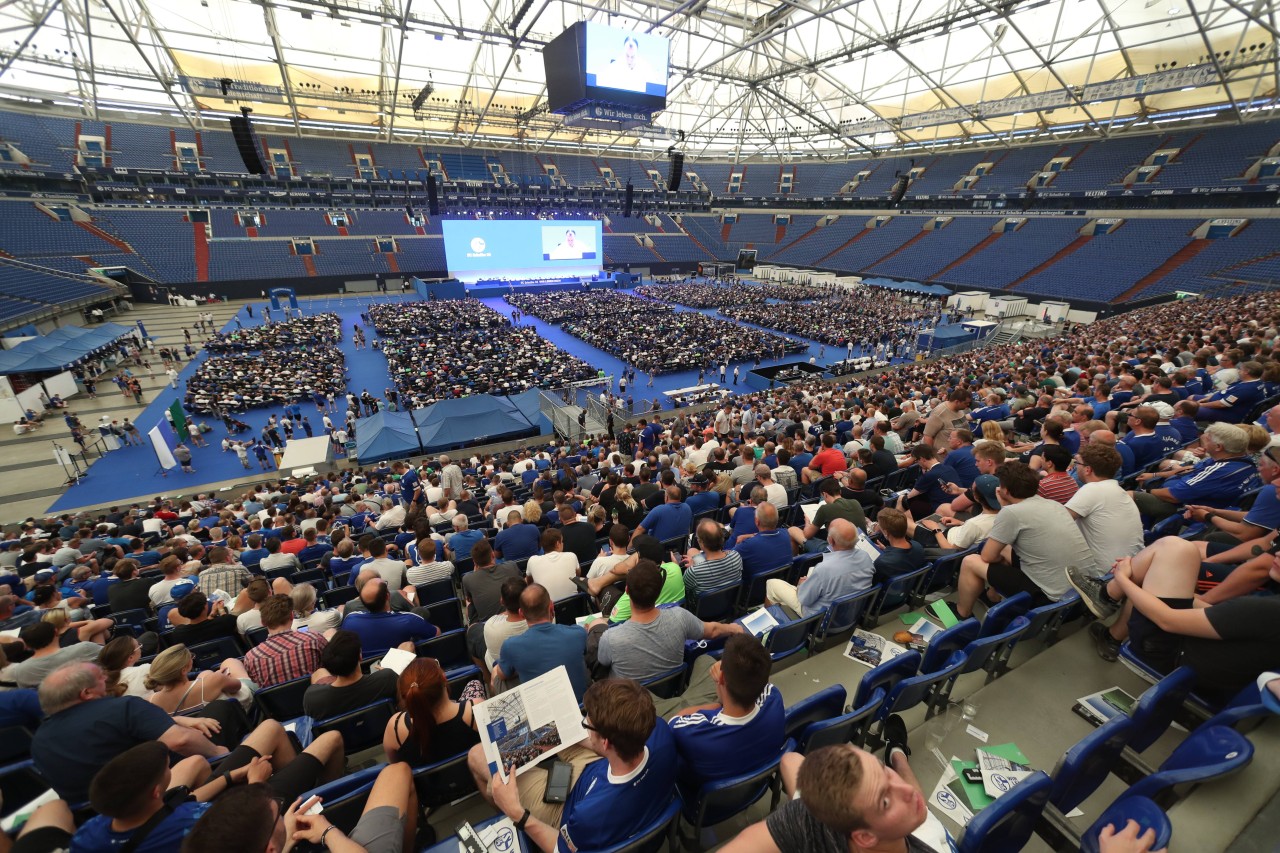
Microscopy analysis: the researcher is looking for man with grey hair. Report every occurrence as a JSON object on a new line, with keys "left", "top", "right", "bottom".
{"left": 439, "top": 454, "right": 463, "bottom": 500}
{"left": 764, "top": 519, "right": 871, "bottom": 618}
{"left": 753, "top": 463, "right": 788, "bottom": 510}
{"left": 374, "top": 496, "right": 406, "bottom": 531}
{"left": 31, "top": 662, "right": 225, "bottom": 803}
{"left": 1130, "top": 423, "right": 1258, "bottom": 522}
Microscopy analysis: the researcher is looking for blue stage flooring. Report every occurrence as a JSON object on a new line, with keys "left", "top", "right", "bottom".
{"left": 46, "top": 287, "right": 917, "bottom": 513}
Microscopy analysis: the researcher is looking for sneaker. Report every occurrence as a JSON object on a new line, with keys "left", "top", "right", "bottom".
{"left": 882, "top": 713, "right": 911, "bottom": 764}
{"left": 1065, "top": 566, "right": 1119, "bottom": 621}
{"left": 1089, "top": 620, "right": 1121, "bottom": 662}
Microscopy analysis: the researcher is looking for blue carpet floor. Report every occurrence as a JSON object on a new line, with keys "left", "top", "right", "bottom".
{"left": 47, "top": 286, "right": 928, "bottom": 512}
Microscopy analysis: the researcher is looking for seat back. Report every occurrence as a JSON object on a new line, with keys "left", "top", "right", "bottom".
{"left": 1048, "top": 714, "right": 1135, "bottom": 812}
{"left": 814, "top": 586, "right": 879, "bottom": 644}
{"left": 783, "top": 685, "right": 848, "bottom": 744}
{"left": 692, "top": 583, "right": 741, "bottom": 623}
{"left": 1080, "top": 795, "right": 1172, "bottom": 853}
{"left": 416, "top": 628, "right": 472, "bottom": 672}
{"left": 739, "top": 563, "right": 793, "bottom": 611}
{"left": 919, "top": 618, "right": 981, "bottom": 673}
{"left": 1123, "top": 725, "right": 1255, "bottom": 806}
{"left": 978, "top": 592, "right": 1033, "bottom": 637}
{"left": 880, "top": 656, "right": 967, "bottom": 721}
{"left": 415, "top": 578, "right": 456, "bottom": 606}
{"left": 799, "top": 687, "right": 885, "bottom": 753}
{"left": 765, "top": 613, "right": 824, "bottom": 664}
{"left": 957, "top": 771, "right": 1052, "bottom": 853}
{"left": 961, "top": 616, "right": 1031, "bottom": 681}
{"left": 1020, "top": 591, "right": 1081, "bottom": 646}
{"left": 186, "top": 636, "right": 245, "bottom": 672}
{"left": 554, "top": 593, "right": 592, "bottom": 626}
{"left": 0, "top": 760, "right": 50, "bottom": 819}
{"left": 111, "top": 607, "right": 149, "bottom": 633}
{"left": 245, "top": 626, "right": 268, "bottom": 647}
{"left": 425, "top": 599, "right": 464, "bottom": 633}
{"left": 254, "top": 675, "right": 312, "bottom": 721}
{"left": 852, "top": 650, "right": 922, "bottom": 710}
{"left": 290, "top": 568, "right": 326, "bottom": 586}
{"left": 924, "top": 546, "right": 978, "bottom": 592}
{"left": 640, "top": 664, "right": 687, "bottom": 699}
{"left": 321, "top": 585, "right": 359, "bottom": 609}
{"left": 863, "top": 563, "right": 933, "bottom": 625}
{"left": 411, "top": 751, "right": 475, "bottom": 809}
{"left": 594, "top": 795, "right": 682, "bottom": 853}
{"left": 315, "top": 701, "right": 396, "bottom": 754}
{"left": 688, "top": 739, "right": 793, "bottom": 831}
{"left": 1128, "top": 667, "right": 1197, "bottom": 754}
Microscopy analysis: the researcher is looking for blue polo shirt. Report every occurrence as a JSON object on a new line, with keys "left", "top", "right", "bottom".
{"left": 447, "top": 529, "right": 485, "bottom": 561}
{"left": 495, "top": 623, "right": 589, "bottom": 702}
{"left": 340, "top": 610, "right": 437, "bottom": 655}
{"left": 731, "top": 529, "right": 793, "bottom": 577}
{"left": 640, "top": 502, "right": 694, "bottom": 543}
{"left": 1166, "top": 458, "right": 1260, "bottom": 508}
{"left": 494, "top": 523, "right": 541, "bottom": 561}
{"left": 685, "top": 490, "right": 723, "bottom": 516}
{"left": 727, "top": 506, "right": 758, "bottom": 547}
{"left": 1242, "top": 486, "right": 1280, "bottom": 532}
{"left": 557, "top": 719, "right": 677, "bottom": 853}
{"left": 670, "top": 685, "right": 785, "bottom": 792}
{"left": 944, "top": 445, "right": 979, "bottom": 488}
{"left": 1121, "top": 433, "right": 1166, "bottom": 470}
{"left": 1200, "top": 380, "right": 1265, "bottom": 423}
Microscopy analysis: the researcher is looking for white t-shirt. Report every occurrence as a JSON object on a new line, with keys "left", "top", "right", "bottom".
{"left": 526, "top": 551, "right": 580, "bottom": 601}
{"left": 945, "top": 511, "right": 998, "bottom": 549}
{"left": 1065, "top": 479, "right": 1145, "bottom": 571}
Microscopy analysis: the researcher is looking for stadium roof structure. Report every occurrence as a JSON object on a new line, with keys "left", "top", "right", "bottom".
{"left": 0, "top": 0, "right": 1276, "bottom": 160}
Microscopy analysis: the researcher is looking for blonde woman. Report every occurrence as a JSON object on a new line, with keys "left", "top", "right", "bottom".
{"left": 522, "top": 499, "right": 543, "bottom": 526}
{"left": 144, "top": 644, "right": 253, "bottom": 714}
{"left": 41, "top": 608, "right": 110, "bottom": 648}
{"left": 611, "top": 483, "right": 646, "bottom": 530}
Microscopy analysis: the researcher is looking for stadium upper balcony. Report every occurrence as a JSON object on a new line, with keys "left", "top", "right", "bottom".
{"left": 0, "top": 255, "right": 122, "bottom": 323}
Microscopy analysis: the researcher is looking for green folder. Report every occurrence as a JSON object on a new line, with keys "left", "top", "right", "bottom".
{"left": 929, "top": 599, "right": 960, "bottom": 627}
{"left": 950, "top": 743, "right": 1032, "bottom": 811}
{"left": 899, "top": 612, "right": 928, "bottom": 625}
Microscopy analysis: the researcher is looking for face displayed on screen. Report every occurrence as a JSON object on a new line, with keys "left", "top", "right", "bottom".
{"left": 442, "top": 220, "right": 601, "bottom": 282}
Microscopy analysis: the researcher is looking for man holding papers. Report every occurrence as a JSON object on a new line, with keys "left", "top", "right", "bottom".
{"left": 490, "top": 679, "right": 677, "bottom": 853}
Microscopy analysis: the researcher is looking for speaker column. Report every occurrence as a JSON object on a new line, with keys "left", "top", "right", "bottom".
{"left": 667, "top": 152, "right": 684, "bottom": 192}
{"left": 624, "top": 182, "right": 634, "bottom": 218}
{"left": 228, "top": 111, "right": 267, "bottom": 175}
{"left": 426, "top": 174, "right": 440, "bottom": 216}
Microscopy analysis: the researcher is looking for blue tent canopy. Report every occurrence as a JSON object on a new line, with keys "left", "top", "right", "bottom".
{"left": 508, "top": 389, "right": 553, "bottom": 435}
{"left": 354, "top": 410, "right": 423, "bottom": 464}
{"left": 414, "top": 395, "right": 537, "bottom": 453}
{"left": 0, "top": 323, "right": 136, "bottom": 375}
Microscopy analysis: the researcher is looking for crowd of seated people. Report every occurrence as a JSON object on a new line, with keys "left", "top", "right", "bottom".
{"left": 720, "top": 292, "right": 945, "bottom": 348}
{"left": 369, "top": 300, "right": 598, "bottom": 405}
{"left": 634, "top": 280, "right": 833, "bottom": 307}
{"left": 184, "top": 349, "right": 348, "bottom": 415}
{"left": 560, "top": 307, "right": 808, "bottom": 375}
{"left": 3, "top": 287, "right": 1280, "bottom": 853}
{"left": 503, "top": 290, "right": 672, "bottom": 324}
{"left": 204, "top": 313, "right": 343, "bottom": 352}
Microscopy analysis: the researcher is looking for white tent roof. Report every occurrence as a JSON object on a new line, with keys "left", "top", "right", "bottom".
{"left": 0, "top": 0, "right": 1275, "bottom": 158}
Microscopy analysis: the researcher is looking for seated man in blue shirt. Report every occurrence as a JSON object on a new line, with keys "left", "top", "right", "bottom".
{"left": 1131, "top": 422, "right": 1260, "bottom": 522}
{"left": 1194, "top": 361, "right": 1266, "bottom": 424}
{"left": 670, "top": 634, "right": 785, "bottom": 795}
{"left": 489, "top": 678, "right": 677, "bottom": 853}
{"left": 764, "top": 518, "right": 874, "bottom": 619}
{"left": 494, "top": 510, "right": 541, "bottom": 561}
{"left": 730, "top": 502, "right": 793, "bottom": 578}
{"left": 871, "top": 508, "right": 929, "bottom": 584}
{"left": 445, "top": 514, "right": 485, "bottom": 563}
{"left": 633, "top": 486, "right": 694, "bottom": 546}
{"left": 339, "top": 578, "right": 437, "bottom": 655}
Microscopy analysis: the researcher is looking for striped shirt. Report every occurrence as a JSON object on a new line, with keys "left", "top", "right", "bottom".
{"left": 1037, "top": 472, "right": 1079, "bottom": 506}
{"left": 684, "top": 550, "right": 744, "bottom": 598}
{"left": 406, "top": 560, "right": 455, "bottom": 586}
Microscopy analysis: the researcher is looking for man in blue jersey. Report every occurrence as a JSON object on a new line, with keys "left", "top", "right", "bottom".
{"left": 394, "top": 461, "right": 422, "bottom": 508}
{"left": 1130, "top": 422, "right": 1259, "bottom": 522}
{"left": 339, "top": 579, "right": 437, "bottom": 655}
{"left": 669, "top": 634, "right": 785, "bottom": 794}
{"left": 1194, "top": 360, "right": 1266, "bottom": 423}
{"left": 490, "top": 678, "right": 677, "bottom": 853}
{"left": 729, "top": 502, "right": 793, "bottom": 578}
{"left": 1119, "top": 407, "right": 1167, "bottom": 470}
{"left": 632, "top": 486, "right": 693, "bottom": 545}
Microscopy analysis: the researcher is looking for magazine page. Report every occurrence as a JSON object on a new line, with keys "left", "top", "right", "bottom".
{"left": 475, "top": 665, "right": 589, "bottom": 781}
{"left": 843, "top": 629, "right": 908, "bottom": 668}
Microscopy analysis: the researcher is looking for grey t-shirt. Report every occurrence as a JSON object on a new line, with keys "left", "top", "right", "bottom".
{"left": 596, "top": 608, "right": 706, "bottom": 681}
{"left": 461, "top": 562, "right": 523, "bottom": 623}
{"left": 989, "top": 495, "right": 1097, "bottom": 600}
{"left": 14, "top": 643, "right": 101, "bottom": 689}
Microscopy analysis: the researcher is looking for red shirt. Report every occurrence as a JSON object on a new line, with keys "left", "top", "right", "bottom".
{"left": 811, "top": 447, "right": 849, "bottom": 476}
{"left": 1037, "top": 471, "right": 1079, "bottom": 505}
{"left": 280, "top": 537, "right": 307, "bottom": 555}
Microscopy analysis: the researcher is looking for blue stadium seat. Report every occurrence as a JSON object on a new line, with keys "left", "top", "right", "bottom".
{"left": 1047, "top": 714, "right": 1135, "bottom": 813}
{"left": 957, "top": 771, "right": 1053, "bottom": 853}
{"left": 1079, "top": 795, "right": 1172, "bottom": 853}
{"left": 796, "top": 687, "right": 885, "bottom": 754}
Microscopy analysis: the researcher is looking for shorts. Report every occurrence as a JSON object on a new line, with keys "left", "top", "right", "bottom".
{"left": 465, "top": 622, "right": 487, "bottom": 663}
{"left": 1203, "top": 541, "right": 1235, "bottom": 560}
{"left": 1127, "top": 597, "right": 1193, "bottom": 674}
{"left": 985, "top": 557, "right": 1049, "bottom": 606}
{"left": 11, "top": 827, "right": 72, "bottom": 853}
{"left": 216, "top": 746, "right": 324, "bottom": 804}
{"left": 1197, "top": 562, "right": 1242, "bottom": 595}
{"left": 349, "top": 805, "right": 404, "bottom": 853}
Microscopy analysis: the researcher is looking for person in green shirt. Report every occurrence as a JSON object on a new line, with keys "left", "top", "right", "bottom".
{"left": 787, "top": 477, "right": 866, "bottom": 554}
{"left": 606, "top": 535, "right": 686, "bottom": 623}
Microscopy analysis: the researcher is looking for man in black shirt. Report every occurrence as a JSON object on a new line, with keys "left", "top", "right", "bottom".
{"left": 557, "top": 503, "right": 599, "bottom": 567}
{"left": 864, "top": 435, "right": 898, "bottom": 483}
{"left": 304, "top": 629, "right": 398, "bottom": 719}
{"left": 171, "top": 590, "right": 242, "bottom": 647}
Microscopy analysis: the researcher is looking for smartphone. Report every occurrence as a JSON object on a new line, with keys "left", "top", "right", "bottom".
{"left": 543, "top": 760, "right": 573, "bottom": 804}
{"left": 456, "top": 821, "right": 488, "bottom": 853}
{"left": 963, "top": 768, "right": 983, "bottom": 784}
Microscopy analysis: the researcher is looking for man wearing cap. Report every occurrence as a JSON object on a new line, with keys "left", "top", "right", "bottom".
{"left": 684, "top": 474, "right": 723, "bottom": 516}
